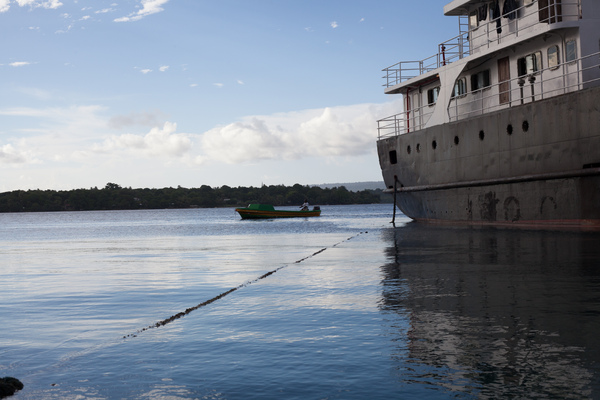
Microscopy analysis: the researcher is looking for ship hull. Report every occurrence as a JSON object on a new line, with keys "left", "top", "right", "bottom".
{"left": 377, "top": 87, "right": 600, "bottom": 227}
{"left": 395, "top": 175, "right": 600, "bottom": 228}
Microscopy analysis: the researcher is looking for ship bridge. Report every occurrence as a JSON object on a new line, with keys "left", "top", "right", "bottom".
{"left": 379, "top": 0, "right": 599, "bottom": 138}
{"left": 383, "top": 0, "right": 585, "bottom": 94}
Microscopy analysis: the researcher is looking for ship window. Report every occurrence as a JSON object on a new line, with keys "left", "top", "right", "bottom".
{"left": 427, "top": 87, "right": 440, "bottom": 105}
{"left": 389, "top": 150, "right": 398, "bottom": 164}
{"left": 566, "top": 40, "right": 577, "bottom": 62}
{"left": 517, "top": 52, "right": 542, "bottom": 76}
{"left": 548, "top": 45, "right": 560, "bottom": 69}
{"left": 471, "top": 70, "right": 490, "bottom": 91}
{"left": 469, "top": 11, "right": 479, "bottom": 31}
{"left": 452, "top": 77, "right": 467, "bottom": 98}
{"left": 539, "top": 0, "right": 563, "bottom": 23}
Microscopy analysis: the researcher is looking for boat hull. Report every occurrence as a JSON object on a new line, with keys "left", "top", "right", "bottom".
{"left": 235, "top": 208, "right": 321, "bottom": 219}
{"left": 378, "top": 87, "right": 600, "bottom": 227}
{"left": 394, "top": 175, "right": 600, "bottom": 228}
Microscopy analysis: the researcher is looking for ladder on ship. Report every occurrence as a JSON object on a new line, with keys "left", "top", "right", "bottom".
{"left": 458, "top": 15, "right": 471, "bottom": 58}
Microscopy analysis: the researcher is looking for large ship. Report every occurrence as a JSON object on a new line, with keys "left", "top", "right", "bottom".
{"left": 377, "top": 0, "right": 600, "bottom": 227}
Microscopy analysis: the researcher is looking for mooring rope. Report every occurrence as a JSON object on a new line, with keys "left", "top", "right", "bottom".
{"left": 124, "top": 231, "right": 368, "bottom": 338}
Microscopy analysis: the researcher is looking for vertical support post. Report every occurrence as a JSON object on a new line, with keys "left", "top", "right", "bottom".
{"left": 577, "top": 56, "right": 582, "bottom": 90}
{"left": 529, "top": 74, "right": 536, "bottom": 101}
{"left": 441, "top": 45, "right": 446, "bottom": 66}
{"left": 391, "top": 176, "right": 398, "bottom": 225}
{"left": 518, "top": 78, "right": 525, "bottom": 104}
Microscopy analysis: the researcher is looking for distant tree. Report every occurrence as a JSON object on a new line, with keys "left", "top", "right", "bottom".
{"left": 0, "top": 183, "right": 381, "bottom": 213}
{"left": 104, "top": 182, "right": 122, "bottom": 190}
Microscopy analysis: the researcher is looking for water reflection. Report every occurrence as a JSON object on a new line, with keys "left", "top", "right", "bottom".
{"left": 380, "top": 223, "right": 600, "bottom": 398}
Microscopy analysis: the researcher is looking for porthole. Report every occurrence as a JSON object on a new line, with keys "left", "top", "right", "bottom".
{"left": 479, "top": 130, "right": 485, "bottom": 140}
{"left": 454, "top": 136, "right": 459, "bottom": 145}
{"left": 522, "top": 120, "right": 529, "bottom": 132}
{"left": 507, "top": 124, "right": 513, "bottom": 135}
{"left": 432, "top": 140, "right": 437, "bottom": 150}
{"left": 406, "top": 145, "right": 411, "bottom": 155}
{"left": 417, "top": 143, "right": 421, "bottom": 153}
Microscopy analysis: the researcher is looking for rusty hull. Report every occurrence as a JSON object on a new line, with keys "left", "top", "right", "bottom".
{"left": 377, "top": 86, "right": 600, "bottom": 227}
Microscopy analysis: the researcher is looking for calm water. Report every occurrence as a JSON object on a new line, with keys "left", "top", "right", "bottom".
{"left": 1, "top": 204, "right": 600, "bottom": 399}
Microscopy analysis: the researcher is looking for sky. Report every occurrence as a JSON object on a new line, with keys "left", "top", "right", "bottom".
{"left": 0, "top": 0, "right": 455, "bottom": 191}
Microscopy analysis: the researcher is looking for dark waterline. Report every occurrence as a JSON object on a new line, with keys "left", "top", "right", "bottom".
{"left": 1, "top": 206, "right": 599, "bottom": 399}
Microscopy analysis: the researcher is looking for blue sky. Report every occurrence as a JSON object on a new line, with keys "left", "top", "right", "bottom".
{"left": 0, "top": 0, "right": 454, "bottom": 191}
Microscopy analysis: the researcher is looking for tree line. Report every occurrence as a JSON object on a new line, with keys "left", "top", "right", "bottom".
{"left": 0, "top": 183, "right": 388, "bottom": 213}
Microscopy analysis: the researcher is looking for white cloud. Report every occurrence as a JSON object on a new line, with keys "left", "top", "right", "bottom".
{"left": 0, "top": 105, "right": 109, "bottom": 166}
{"left": 95, "top": 8, "right": 114, "bottom": 14}
{"left": 330, "top": 21, "right": 338, "bottom": 29}
{"left": 55, "top": 23, "right": 73, "bottom": 34}
{"left": 93, "top": 122, "right": 192, "bottom": 158}
{"left": 0, "top": 144, "right": 29, "bottom": 164}
{"left": 108, "top": 110, "right": 166, "bottom": 129}
{"left": 0, "top": 105, "right": 109, "bottom": 152}
{"left": 114, "top": 0, "right": 169, "bottom": 22}
{"left": 159, "top": 65, "right": 169, "bottom": 72}
{"left": 0, "top": 0, "right": 63, "bottom": 13}
{"left": 0, "top": 105, "right": 193, "bottom": 169}
{"left": 0, "top": 100, "right": 397, "bottom": 190}
{"left": 0, "top": 104, "right": 105, "bottom": 120}
{"left": 9, "top": 61, "right": 31, "bottom": 67}
{"left": 237, "top": 80, "right": 244, "bottom": 85}
{"left": 42, "top": 0, "right": 61, "bottom": 9}
{"left": 213, "top": 83, "right": 223, "bottom": 88}
{"left": 140, "top": 68, "right": 152, "bottom": 74}
{"left": 14, "top": 0, "right": 62, "bottom": 9}
{"left": 200, "top": 101, "right": 401, "bottom": 164}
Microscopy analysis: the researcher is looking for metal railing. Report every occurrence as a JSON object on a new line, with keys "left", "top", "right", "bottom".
{"left": 382, "top": 0, "right": 582, "bottom": 88}
{"left": 448, "top": 52, "right": 600, "bottom": 121}
{"left": 377, "top": 52, "right": 600, "bottom": 139}
{"left": 377, "top": 101, "right": 434, "bottom": 140}
{"left": 382, "top": 32, "right": 470, "bottom": 87}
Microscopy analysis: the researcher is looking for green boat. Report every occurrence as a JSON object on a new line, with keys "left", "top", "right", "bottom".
{"left": 235, "top": 204, "right": 321, "bottom": 219}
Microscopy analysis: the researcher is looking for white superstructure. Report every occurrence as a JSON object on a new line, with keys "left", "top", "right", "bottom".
{"left": 379, "top": 0, "right": 600, "bottom": 138}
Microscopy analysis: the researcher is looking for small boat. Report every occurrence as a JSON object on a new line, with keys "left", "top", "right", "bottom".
{"left": 235, "top": 204, "right": 321, "bottom": 219}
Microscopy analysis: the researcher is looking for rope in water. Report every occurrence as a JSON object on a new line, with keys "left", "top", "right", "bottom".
{"left": 124, "top": 231, "right": 368, "bottom": 338}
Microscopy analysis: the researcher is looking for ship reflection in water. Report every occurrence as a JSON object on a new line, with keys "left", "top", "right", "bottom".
{"left": 380, "top": 223, "right": 600, "bottom": 398}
